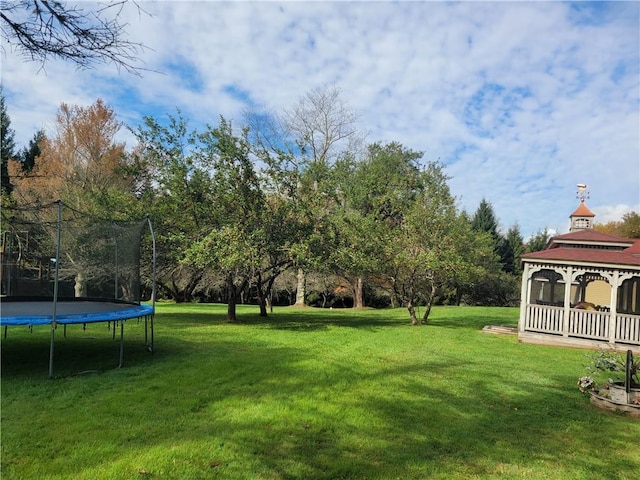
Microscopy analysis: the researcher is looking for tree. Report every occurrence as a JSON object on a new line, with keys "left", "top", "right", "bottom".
{"left": 282, "top": 84, "right": 363, "bottom": 166}
{"left": 8, "top": 99, "right": 137, "bottom": 297}
{"left": 1, "top": 86, "right": 16, "bottom": 195}
{"left": 619, "top": 212, "right": 640, "bottom": 238}
{"left": 471, "top": 198, "right": 500, "bottom": 240}
{"left": 131, "top": 111, "right": 216, "bottom": 302}
{"left": 382, "top": 160, "right": 464, "bottom": 324}
{"left": 18, "top": 129, "right": 45, "bottom": 171}
{"left": 1, "top": 0, "right": 146, "bottom": 74}
{"left": 9, "top": 99, "right": 126, "bottom": 205}
{"left": 10, "top": 99, "right": 130, "bottom": 211}
{"left": 594, "top": 212, "right": 640, "bottom": 239}
{"left": 184, "top": 117, "right": 265, "bottom": 322}
{"left": 248, "top": 85, "right": 364, "bottom": 307}
{"left": 526, "top": 228, "right": 551, "bottom": 253}
{"left": 471, "top": 198, "right": 521, "bottom": 276}
{"left": 445, "top": 218, "right": 501, "bottom": 307}
{"left": 330, "top": 142, "right": 424, "bottom": 308}
{"left": 502, "top": 224, "right": 524, "bottom": 275}
{"left": 284, "top": 85, "right": 364, "bottom": 306}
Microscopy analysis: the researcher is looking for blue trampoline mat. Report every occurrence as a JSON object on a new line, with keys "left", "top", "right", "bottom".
{"left": 0, "top": 300, "right": 154, "bottom": 326}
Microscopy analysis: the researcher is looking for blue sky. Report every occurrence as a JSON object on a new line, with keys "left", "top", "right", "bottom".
{"left": 2, "top": 1, "right": 639, "bottom": 239}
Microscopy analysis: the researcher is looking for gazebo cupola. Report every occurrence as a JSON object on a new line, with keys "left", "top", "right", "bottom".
{"left": 569, "top": 183, "right": 595, "bottom": 232}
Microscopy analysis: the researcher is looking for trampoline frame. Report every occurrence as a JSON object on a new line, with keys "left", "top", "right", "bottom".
{"left": 0, "top": 202, "right": 157, "bottom": 377}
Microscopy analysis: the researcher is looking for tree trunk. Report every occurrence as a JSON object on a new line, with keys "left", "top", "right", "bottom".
{"left": 295, "top": 267, "right": 306, "bottom": 306}
{"left": 74, "top": 272, "right": 87, "bottom": 297}
{"left": 407, "top": 300, "right": 419, "bottom": 325}
{"left": 258, "top": 298, "right": 268, "bottom": 317}
{"left": 266, "top": 275, "right": 277, "bottom": 313}
{"left": 422, "top": 283, "right": 437, "bottom": 324}
{"left": 256, "top": 272, "right": 268, "bottom": 317}
{"left": 266, "top": 296, "right": 273, "bottom": 314}
{"left": 353, "top": 276, "right": 365, "bottom": 308}
{"left": 226, "top": 274, "right": 237, "bottom": 322}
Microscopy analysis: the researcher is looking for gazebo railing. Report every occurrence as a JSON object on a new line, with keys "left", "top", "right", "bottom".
{"left": 616, "top": 313, "right": 640, "bottom": 344}
{"left": 568, "top": 308, "right": 609, "bottom": 340}
{"left": 523, "top": 304, "right": 640, "bottom": 346}
{"left": 524, "top": 304, "right": 563, "bottom": 335}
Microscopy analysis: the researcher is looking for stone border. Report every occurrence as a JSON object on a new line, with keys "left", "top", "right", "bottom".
{"left": 589, "top": 392, "right": 640, "bottom": 419}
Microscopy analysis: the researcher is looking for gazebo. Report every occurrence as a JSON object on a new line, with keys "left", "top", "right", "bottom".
{"left": 518, "top": 188, "right": 640, "bottom": 353}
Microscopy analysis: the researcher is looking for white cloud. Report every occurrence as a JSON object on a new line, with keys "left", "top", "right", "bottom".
{"left": 1, "top": 0, "right": 637, "bottom": 239}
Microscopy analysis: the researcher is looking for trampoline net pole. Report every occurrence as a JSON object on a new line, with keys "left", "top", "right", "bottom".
{"left": 147, "top": 217, "right": 157, "bottom": 354}
{"left": 49, "top": 201, "right": 63, "bottom": 379}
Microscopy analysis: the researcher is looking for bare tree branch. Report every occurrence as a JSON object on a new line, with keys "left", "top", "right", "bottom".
{"left": 1, "top": 0, "right": 150, "bottom": 75}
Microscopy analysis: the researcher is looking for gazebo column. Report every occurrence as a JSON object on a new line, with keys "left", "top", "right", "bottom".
{"left": 608, "top": 271, "right": 619, "bottom": 344}
{"left": 518, "top": 262, "right": 531, "bottom": 333}
{"left": 562, "top": 266, "right": 573, "bottom": 337}
{"left": 609, "top": 271, "right": 634, "bottom": 344}
{"left": 519, "top": 264, "right": 549, "bottom": 333}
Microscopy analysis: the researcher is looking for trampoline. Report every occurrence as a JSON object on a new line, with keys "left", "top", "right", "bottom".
{"left": 1, "top": 298, "right": 154, "bottom": 326}
{"left": 0, "top": 297, "right": 155, "bottom": 375}
{"left": 1, "top": 201, "right": 156, "bottom": 377}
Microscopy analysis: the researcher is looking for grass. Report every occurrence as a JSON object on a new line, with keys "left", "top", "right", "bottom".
{"left": 1, "top": 304, "right": 639, "bottom": 479}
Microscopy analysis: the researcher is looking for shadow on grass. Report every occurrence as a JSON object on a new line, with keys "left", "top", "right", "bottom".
{"left": 1, "top": 322, "right": 164, "bottom": 379}
{"left": 0, "top": 304, "right": 521, "bottom": 382}
{"left": 155, "top": 303, "right": 520, "bottom": 333}
{"left": 156, "top": 304, "right": 409, "bottom": 330}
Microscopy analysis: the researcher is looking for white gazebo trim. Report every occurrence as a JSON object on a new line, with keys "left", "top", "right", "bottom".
{"left": 519, "top": 260, "right": 640, "bottom": 353}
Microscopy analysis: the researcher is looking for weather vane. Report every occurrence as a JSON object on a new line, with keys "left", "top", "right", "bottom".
{"left": 576, "top": 183, "right": 589, "bottom": 203}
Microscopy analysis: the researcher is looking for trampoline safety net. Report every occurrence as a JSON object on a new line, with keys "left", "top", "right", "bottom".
{"left": 1, "top": 202, "right": 156, "bottom": 377}
{"left": 1, "top": 202, "right": 152, "bottom": 303}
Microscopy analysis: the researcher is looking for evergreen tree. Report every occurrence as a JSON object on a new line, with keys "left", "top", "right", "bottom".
{"left": 503, "top": 224, "right": 524, "bottom": 274}
{"left": 526, "top": 228, "right": 551, "bottom": 253}
{"left": 471, "top": 198, "right": 509, "bottom": 270}
{"left": 18, "top": 129, "right": 45, "bottom": 172}
{"left": 471, "top": 198, "right": 500, "bottom": 240}
{"left": 1, "top": 87, "right": 16, "bottom": 195}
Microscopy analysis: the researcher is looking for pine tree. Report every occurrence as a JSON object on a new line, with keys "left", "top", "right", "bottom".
{"left": 1, "top": 87, "right": 16, "bottom": 195}
{"left": 503, "top": 224, "right": 524, "bottom": 274}
{"left": 471, "top": 198, "right": 500, "bottom": 240}
{"left": 19, "top": 130, "right": 45, "bottom": 172}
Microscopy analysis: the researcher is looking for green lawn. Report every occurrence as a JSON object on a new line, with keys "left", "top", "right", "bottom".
{"left": 1, "top": 304, "right": 638, "bottom": 479}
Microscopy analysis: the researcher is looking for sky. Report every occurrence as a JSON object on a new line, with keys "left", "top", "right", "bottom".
{"left": 2, "top": 0, "right": 639, "bottom": 239}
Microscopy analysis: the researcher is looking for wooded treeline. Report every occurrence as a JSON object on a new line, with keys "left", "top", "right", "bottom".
{"left": 1, "top": 87, "right": 600, "bottom": 323}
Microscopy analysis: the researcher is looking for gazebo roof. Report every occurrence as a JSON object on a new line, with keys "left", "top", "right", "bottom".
{"left": 549, "top": 230, "right": 636, "bottom": 248}
{"left": 570, "top": 201, "right": 596, "bottom": 218}
{"left": 522, "top": 232, "right": 640, "bottom": 268}
{"left": 521, "top": 244, "right": 640, "bottom": 267}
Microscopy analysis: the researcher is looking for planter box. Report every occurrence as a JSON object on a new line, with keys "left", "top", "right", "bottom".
{"left": 607, "top": 383, "right": 640, "bottom": 404}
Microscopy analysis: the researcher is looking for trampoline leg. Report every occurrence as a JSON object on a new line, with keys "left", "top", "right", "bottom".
{"left": 118, "top": 321, "right": 124, "bottom": 368}
{"left": 63, "top": 324, "right": 67, "bottom": 338}
{"left": 3, "top": 325, "right": 7, "bottom": 339}
{"left": 144, "top": 315, "right": 154, "bottom": 353}
{"left": 48, "top": 326, "right": 55, "bottom": 379}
